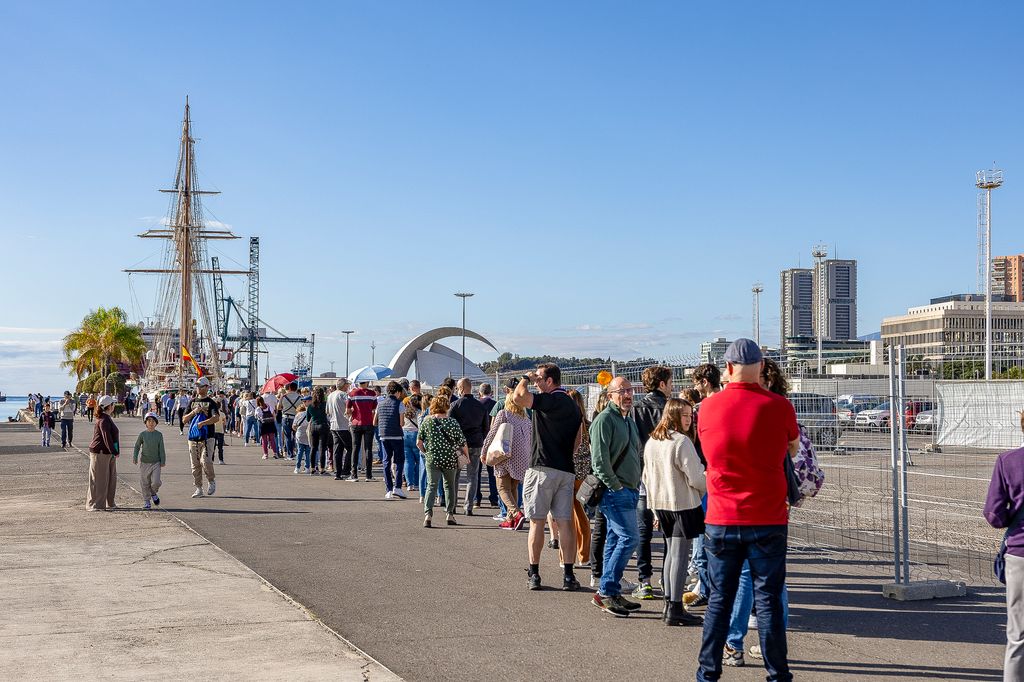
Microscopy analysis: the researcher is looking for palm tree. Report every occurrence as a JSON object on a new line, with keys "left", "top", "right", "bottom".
{"left": 63, "top": 307, "right": 147, "bottom": 395}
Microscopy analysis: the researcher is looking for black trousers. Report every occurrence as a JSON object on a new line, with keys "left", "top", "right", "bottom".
{"left": 213, "top": 432, "right": 224, "bottom": 461}
{"left": 310, "top": 425, "right": 332, "bottom": 471}
{"left": 177, "top": 408, "right": 186, "bottom": 432}
{"left": 637, "top": 495, "right": 655, "bottom": 581}
{"left": 591, "top": 507, "right": 606, "bottom": 577}
{"left": 332, "top": 430, "right": 353, "bottom": 477}
{"left": 350, "top": 425, "right": 375, "bottom": 478}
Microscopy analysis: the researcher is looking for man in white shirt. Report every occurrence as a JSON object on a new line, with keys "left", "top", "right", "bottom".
{"left": 280, "top": 382, "right": 302, "bottom": 460}
{"left": 327, "top": 379, "right": 353, "bottom": 479}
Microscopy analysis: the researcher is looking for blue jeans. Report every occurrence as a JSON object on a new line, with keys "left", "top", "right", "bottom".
{"left": 282, "top": 416, "right": 296, "bottom": 457}
{"left": 403, "top": 432, "right": 420, "bottom": 486}
{"left": 244, "top": 416, "right": 260, "bottom": 443}
{"left": 697, "top": 524, "right": 790, "bottom": 682}
{"left": 727, "top": 561, "right": 790, "bottom": 651}
{"left": 295, "top": 443, "right": 311, "bottom": 469}
{"left": 373, "top": 427, "right": 384, "bottom": 461}
{"left": 381, "top": 439, "right": 405, "bottom": 492}
{"left": 598, "top": 487, "right": 640, "bottom": 597}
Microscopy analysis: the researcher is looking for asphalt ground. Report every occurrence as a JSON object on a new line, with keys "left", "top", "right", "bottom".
{"left": 30, "top": 416, "right": 1011, "bottom": 680}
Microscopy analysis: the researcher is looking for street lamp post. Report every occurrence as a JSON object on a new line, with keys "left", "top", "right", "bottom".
{"left": 371, "top": 340, "right": 376, "bottom": 366}
{"left": 454, "top": 292, "right": 474, "bottom": 377}
{"left": 341, "top": 330, "right": 354, "bottom": 376}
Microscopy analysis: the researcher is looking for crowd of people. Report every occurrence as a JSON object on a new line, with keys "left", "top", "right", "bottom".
{"left": 31, "top": 333, "right": 1024, "bottom": 680}
{"left": 73, "top": 338, "right": 822, "bottom": 679}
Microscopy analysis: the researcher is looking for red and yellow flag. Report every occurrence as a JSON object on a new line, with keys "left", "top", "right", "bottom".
{"left": 181, "top": 345, "right": 204, "bottom": 378}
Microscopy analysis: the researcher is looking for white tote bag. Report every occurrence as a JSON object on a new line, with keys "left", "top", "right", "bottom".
{"left": 484, "top": 422, "right": 513, "bottom": 466}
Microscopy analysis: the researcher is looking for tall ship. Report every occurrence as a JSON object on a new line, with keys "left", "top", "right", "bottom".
{"left": 127, "top": 100, "right": 312, "bottom": 394}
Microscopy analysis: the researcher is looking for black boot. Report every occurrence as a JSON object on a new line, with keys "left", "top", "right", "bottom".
{"left": 665, "top": 601, "right": 702, "bottom": 626}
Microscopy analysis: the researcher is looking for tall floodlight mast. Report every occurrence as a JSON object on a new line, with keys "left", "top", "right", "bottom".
{"left": 977, "top": 168, "right": 1004, "bottom": 381}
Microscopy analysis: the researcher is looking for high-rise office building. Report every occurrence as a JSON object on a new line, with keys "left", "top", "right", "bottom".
{"left": 993, "top": 254, "right": 1024, "bottom": 302}
{"left": 815, "top": 258, "right": 858, "bottom": 341}
{"left": 779, "top": 268, "right": 814, "bottom": 351}
{"left": 780, "top": 258, "right": 858, "bottom": 352}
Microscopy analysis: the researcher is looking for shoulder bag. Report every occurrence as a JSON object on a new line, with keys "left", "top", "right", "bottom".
{"left": 995, "top": 505, "right": 1024, "bottom": 584}
{"left": 484, "top": 421, "right": 513, "bottom": 467}
{"left": 576, "top": 444, "right": 629, "bottom": 508}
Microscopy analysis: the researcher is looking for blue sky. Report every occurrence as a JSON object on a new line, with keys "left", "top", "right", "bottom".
{"left": 2, "top": 1, "right": 1022, "bottom": 394}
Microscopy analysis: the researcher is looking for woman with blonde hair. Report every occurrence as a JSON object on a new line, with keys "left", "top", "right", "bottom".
{"left": 482, "top": 390, "right": 532, "bottom": 530}
{"left": 642, "top": 398, "right": 705, "bottom": 626}
{"left": 417, "top": 394, "right": 467, "bottom": 528}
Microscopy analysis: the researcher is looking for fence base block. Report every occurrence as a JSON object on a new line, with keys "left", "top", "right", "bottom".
{"left": 882, "top": 580, "right": 967, "bottom": 601}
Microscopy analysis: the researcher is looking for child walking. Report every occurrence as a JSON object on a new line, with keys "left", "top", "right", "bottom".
{"left": 293, "top": 399, "right": 311, "bottom": 473}
{"left": 133, "top": 413, "right": 167, "bottom": 510}
{"left": 39, "top": 401, "right": 55, "bottom": 446}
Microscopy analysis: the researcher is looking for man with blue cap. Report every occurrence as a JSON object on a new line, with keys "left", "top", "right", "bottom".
{"left": 694, "top": 339, "right": 799, "bottom": 682}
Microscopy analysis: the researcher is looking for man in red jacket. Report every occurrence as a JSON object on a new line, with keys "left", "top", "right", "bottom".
{"left": 346, "top": 381, "right": 378, "bottom": 481}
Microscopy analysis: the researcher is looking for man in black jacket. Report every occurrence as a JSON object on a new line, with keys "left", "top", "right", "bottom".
{"left": 478, "top": 383, "right": 499, "bottom": 508}
{"left": 450, "top": 378, "right": 488, "bottom": 515}
{"left": 629, "top": 365, "right": 674, "bottom": 599}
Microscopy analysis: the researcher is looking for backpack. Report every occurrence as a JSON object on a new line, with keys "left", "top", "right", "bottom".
{"left": 790, "top": 425, "right": 825, "bottom": 507}
{"left": 187, "top": 413, "right": 209, "bottom": 442}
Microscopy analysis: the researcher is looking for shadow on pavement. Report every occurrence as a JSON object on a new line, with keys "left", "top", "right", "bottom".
{"left": 165, "top": 508, "right": 311, "bottom": 515}
{"left": 789, "top": 659, "right": 1000, "bottom": 680}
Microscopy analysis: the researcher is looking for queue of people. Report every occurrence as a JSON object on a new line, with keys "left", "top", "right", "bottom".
{"left": 68, "top": 339, "right": 852, "bottom": 680}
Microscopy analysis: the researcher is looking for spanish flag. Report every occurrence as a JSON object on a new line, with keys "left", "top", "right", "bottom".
{"left": 181, "top": 345, "right": 204, "bottom": 378}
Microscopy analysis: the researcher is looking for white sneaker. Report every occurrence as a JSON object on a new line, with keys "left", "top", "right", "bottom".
{"left": 384, "top": 491, "right": 393, "bottom": 500}
{"left": 293, "top": 468, "right": 300, "bottom": 474}
{"left": 192, "top": 487, "right": 204, "bottom": 498}
{"left": 393, "top": 489, "right": 407, "bottom": 499}
{"left": 207, "top": 481, "right": 216, "bottom": 496}
{"left": 620, "top": 579, "right": 639, "bottom": 593}
{"left": 492, "top": 513, "right": 506, "bottom": 521}
{"left": 302, "top": 466, "right": 309, "bottom": 473}
{"left": 589, "top": 575, "right": 599, "bottom": 588}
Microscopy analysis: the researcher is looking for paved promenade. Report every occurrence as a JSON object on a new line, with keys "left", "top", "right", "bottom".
{"left": 0, "top": 415, "right": 1010, "bottom": 680}
{"left": 0, "top": 421, "right": 397, "bottom": 681}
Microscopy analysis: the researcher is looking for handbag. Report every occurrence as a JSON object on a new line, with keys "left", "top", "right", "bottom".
{"left": 484, "top": 422, "right": 513, "bottom": 467}
{"left": 995, "top": 506, "right": 1024, "bottom": 584}
{"left": 576, "top": 444, "right": 629, "bottom": 508}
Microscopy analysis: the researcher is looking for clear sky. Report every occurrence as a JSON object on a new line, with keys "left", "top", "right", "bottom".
{"left": 2, "top": 1, "right": 1022, "bottom": 395}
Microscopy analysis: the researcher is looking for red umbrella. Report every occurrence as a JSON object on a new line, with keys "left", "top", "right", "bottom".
{"left": 260, "top": 373, "right": 297, "bottom": 394}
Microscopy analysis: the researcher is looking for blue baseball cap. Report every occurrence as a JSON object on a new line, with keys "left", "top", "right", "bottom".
{"left": 724, "top": 338, "right": 763, "bottom": 365}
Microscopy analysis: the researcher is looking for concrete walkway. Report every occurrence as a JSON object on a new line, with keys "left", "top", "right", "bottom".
{"left": 0, "top": 422, "right": 399, "bottom": 681}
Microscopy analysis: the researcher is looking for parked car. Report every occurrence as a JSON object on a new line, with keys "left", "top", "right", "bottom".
{"left": 837, "top": 394, "right": 884, "bottom": 409}
{"left": 837, "top": 400, "right": 882, "bottom": 426}
{"left": 904, "top": 400, "right": 935, "bottom": 430}
{"left": 856, "top": 402, "right": 891, "bottom": 429}
{"left": 914, "top": 408, "right": 937, "bottom": 432}
{"left": 789, "top": 392, "right": 841, "bottom": 447}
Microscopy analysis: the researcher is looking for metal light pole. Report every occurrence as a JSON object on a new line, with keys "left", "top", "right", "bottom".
{"left": 371, "top": 341, "right": 376, "bottom": 366}
{"left": 752, "top": 283, "right": 763, "bottom": 347}
{"left": 455, "top": 292, "right": 474, "bottom": 377}
{"left": 812, "top": 245, "right": 829, "bottom": 374}
{"left": 977, "top": 169, "right": 1003, "bottom": 381}
{"left": 341, "top": 330, "right": 354, "bottom": 376}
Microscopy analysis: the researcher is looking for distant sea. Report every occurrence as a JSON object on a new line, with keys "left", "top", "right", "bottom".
{"left": 0, "top": 397, "right": 29, "bottom": 422}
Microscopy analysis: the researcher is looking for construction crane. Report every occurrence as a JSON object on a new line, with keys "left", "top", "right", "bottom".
{"left": 215, "top": 237, "right": 312, "bottom": 388}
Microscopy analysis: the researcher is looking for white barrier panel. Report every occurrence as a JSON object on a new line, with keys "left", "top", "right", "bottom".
{"left": 936, "top": 381, "right": 1024, "bottom": 449}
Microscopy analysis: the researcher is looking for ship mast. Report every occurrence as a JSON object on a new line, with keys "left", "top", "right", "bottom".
{"left": 126, "top": 98, "right": 248, "bottom": 385}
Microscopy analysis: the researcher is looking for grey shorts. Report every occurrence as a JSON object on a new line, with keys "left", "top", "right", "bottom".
{"left": 523, "top": 466, "right": 575, "bottom": 521}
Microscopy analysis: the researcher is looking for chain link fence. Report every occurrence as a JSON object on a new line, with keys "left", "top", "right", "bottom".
{"left": 472, "top": 350, "right": 1018, "bottom": 587}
